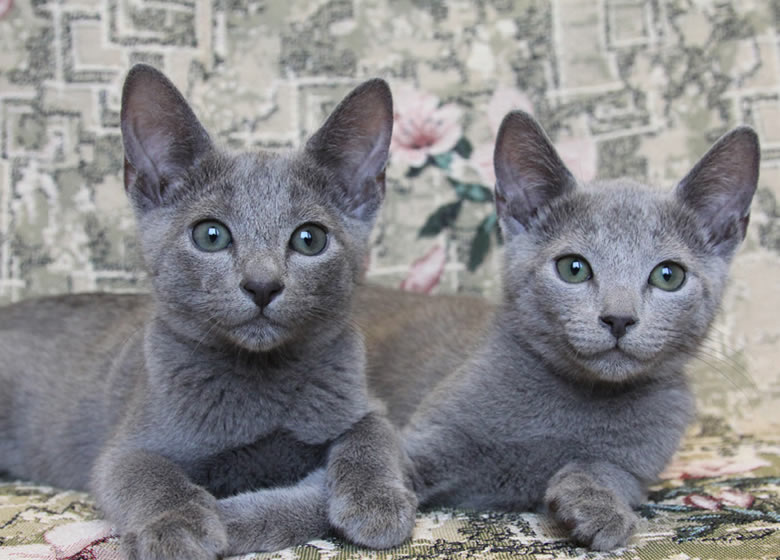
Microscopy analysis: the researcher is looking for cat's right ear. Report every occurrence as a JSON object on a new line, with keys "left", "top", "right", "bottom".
{"left": 305, "top": 79, "right": 393, "bottom": 223}
{"left": 674, "top": 126, "right": 760, "bottom": 256}
{"left": 493, "top": 111, "right": 577, "bottom": 237}
{"left": 121, "top": 64, "right": 213, "bottom": 209}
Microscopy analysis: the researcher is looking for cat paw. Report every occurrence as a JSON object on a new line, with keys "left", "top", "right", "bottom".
{"left": 545, "top": 476, "right": 638, "bottom": 551}
{"left": 121, "top": 495, "right": 227, "bottom": 560}
{"left": 328, "top": 481, "right": 417, "bottom": 549}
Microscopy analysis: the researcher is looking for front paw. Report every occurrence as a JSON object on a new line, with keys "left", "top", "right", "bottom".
{"left": 121, "top": 495, "right": 227, "bottom": 560}
{"left": 328, "top": 481, "right": 417, "bottom": 549}
{"left": 545, "top": 475, "right": 638, "bottom": 551}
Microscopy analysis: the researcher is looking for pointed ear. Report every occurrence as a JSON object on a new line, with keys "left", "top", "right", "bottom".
{"left": 305, "top": 79, "right": 393, "bottom": 221}
{"left": 493, "top": 111, "right": 577, "bottom": 236}
{"left": 121, "top": 64, "right": 213, "bottom": 208}
{"left": 674, "top": 126, "right": 760, "bottom": 255}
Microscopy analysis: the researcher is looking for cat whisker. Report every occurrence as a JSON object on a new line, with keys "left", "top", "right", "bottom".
{"left": 187, "top": 315, "right": 227, "bottom": 361}
{"left": 664, "top": 342, "right": 753, "bottom": 396}
{"left": 659, "top": 328, "right": 757, "bottom": 388}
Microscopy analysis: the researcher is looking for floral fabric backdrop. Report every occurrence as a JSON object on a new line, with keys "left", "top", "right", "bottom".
{"left": 1, "top": 0, "right": 779, "bottom": 558}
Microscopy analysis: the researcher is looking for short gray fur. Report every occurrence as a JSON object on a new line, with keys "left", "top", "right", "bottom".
{"left": 356, "top": 111, "right": 760, "bottom": 550}
{"left": 0, "top": 64, "right": 416, "bottom": 558}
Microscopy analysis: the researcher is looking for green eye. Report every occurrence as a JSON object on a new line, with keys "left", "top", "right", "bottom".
{"left": 192, "top": 220, "right": 232, "bottom": 252}
{"left": 290, "top": 223, "right": 328, "bottom": 256}
{"left": 556, "top": 255, "right": 592, "bottom": 283}
{"left": 649, "top": 262, "right": 685, "bottom": 291}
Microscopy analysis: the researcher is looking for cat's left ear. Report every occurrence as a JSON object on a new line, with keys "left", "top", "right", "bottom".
{"left": 493, "top": 110, "right": 577, "bottom": 237}
{"left": 121, "top": 64, "right": 214, "bottom": 210}
{"left": 305, "top": 79, "right": 393, "bottom": 222}
{"left": 674, "top": 126, "right": 760, "bottom": 255}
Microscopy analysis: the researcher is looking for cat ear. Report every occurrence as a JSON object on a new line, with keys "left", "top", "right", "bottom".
{"left": 305, "top": 79, "right": 393, "bottom": 222}
{"left": 493, "top": 111, "right": 577, "bottom": 236}
{"left": 121, "top": 64, "right": 213, "bottom": 209}
{"left": 674, "top": 126, "right": 760, "bottom": 255}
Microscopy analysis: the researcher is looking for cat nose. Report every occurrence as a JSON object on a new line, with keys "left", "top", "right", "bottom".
{"left": 599, "top": 315, "right": 637, "bottom": 339}
{"left": 241, "top": 279, "right": 284, "bottom": 308}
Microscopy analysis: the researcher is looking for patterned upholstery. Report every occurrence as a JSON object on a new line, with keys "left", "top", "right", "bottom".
{"left": 1, "top": 1, "right": 778, "bottom": 558}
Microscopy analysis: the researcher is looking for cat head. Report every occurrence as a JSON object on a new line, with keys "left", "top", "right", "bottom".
{"left": 493, "top": 111, "right": 759, "bottom": 384}
{"left": 121, "top": 64, "right": 392, "bottom": 352}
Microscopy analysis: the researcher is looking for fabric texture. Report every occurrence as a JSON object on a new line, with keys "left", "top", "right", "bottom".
{"left": 0, "top": 0, "right": 778, "bottom": 558}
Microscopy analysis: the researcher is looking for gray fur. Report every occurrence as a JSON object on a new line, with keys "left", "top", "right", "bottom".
{"left": 357, "top": 111, "right": 760, "bottom": 550}
{"left": 0, "top": 64, "right": 416, "bottom": 558}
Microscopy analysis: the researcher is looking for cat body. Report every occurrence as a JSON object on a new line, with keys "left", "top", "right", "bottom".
{"left": 355, "top": 287, "right": 492, "bottom": 426}
{"left": 357, "top": 112, "right": 759, "bottom": 550}
{"left": 0, "top": 65, "right": 416, "bottom": 559}
{"left": 1, "top": 293, "right": 363, "bottom": 490}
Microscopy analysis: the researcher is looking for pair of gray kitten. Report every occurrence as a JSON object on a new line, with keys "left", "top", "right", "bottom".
{"left": 0, "top": 64, "right": 760, "bottom": 557}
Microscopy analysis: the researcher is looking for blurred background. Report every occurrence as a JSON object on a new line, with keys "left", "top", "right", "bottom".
{"left": 0, "top": 0, "right": 777, "bottom": 431}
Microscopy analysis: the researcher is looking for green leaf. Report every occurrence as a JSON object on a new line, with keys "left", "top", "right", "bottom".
{"left": 447, "top": 178, "right": 493, "bottom": 203}
{"left": 418, "top": 200, "right": 463, "bottom": 237}
{"left": 453, "top": 137, "right": 473, "bottom": 158}
{"left": 481, "top": 211, "right": 498, "bottom": 234}
{"left": 464, "top": 183, "right": 493, "bottom": 202}
{"left": 431, "top": 152, "right": 453, "bottom": 169}
{"left": 468, "top": 215, "right": 495, "bottom": 271}
{"left": 405, "top": 164, "right": 426, "bottom": 178}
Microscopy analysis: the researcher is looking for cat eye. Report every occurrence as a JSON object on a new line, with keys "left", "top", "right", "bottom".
{"left": 290, "top": 223, "right": 328, "bottom": 256}
{"left": 649, "top": 262, "right": 686, "bottom": 291}
{"left": 192, "top": 220, "right": 232, "bottom": 252}
{"left": 556, "top": 255, "right": 592, "bottom": 283}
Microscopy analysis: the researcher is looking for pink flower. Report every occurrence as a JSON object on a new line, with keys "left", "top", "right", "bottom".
{"left": 683, "top": 488, "right": 756, "bottom": 511}
{"left": 556, "top": 135, "right": 598, "bottom": 182}
{"left": 3, "top": 521, "right": 117, "bottom": 559}
{"left": 469, "top": 142, "right": 496, "bottom": 187}
{"left": 400, "top": 245, "right": 446, "bottom": 293}
{"left": 0, "top": 0, "right": 12, "bottom": 19}
{"left": 391, "top": 87, "right": 462, "bottom": 168}
{"left": 468, "top": 88, "right": 533, "bottom": 186}
{"left": 45, "top": 520, "right": 115, "bottom": 559}
{"left": 662, "top": 454, "right": 770, "bottom": 480}
{"left": 0, "top": 544, "right": 56, "bottom": 560}
{"left": 684, "top": 493, "right": 722, "bottom": 510}
{"left": 718, "top": 488, "right": 755, "bottom": 508}
{"left": 468, "top": 87, "right": 598, "bottom": 185}
{"left": 486, "top": 87, "right": 534, "bottom": 134}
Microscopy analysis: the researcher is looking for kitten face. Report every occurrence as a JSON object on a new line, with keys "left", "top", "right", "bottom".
{"left": 121, "top": 65, "right": 392, "bottom": 352}
{"left": 494, "top": 112, "right": 759, "bottom": 383}
{"left": 138, "top": 154, "right": 368, "bottom": 351}
{"left": 503, "top": 185, "right": 729, "bottom": 382}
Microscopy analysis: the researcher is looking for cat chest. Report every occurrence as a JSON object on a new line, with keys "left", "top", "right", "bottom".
{"left": 154, "top": 369, "right": 365, "bottom": 451}
{"left": 184, "top": 429, "right": 330, "bottom": 498}
{"left": 493, "top": 385, "right": 691, "bottom": 478}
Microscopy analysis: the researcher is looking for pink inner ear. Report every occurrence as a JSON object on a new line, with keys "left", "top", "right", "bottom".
{"left": 493, "top": 111, "right": 575, "bottom": 228}
{"left": 305, "top": 79, "right": 393, "bottom": 218}
{"left": 348, "top": 129, "right": 391, "bottom": 185}
{"left": 120, "top": 64, "right": 213, "bottom": 206}
{"left": 123, "top": 158, "right": 134, "bottom": 190}
{"left": 675, "top": 127, "right": 759, "bottom": 236}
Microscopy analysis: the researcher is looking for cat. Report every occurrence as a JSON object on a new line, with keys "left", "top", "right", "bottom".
{"left": 355, "top": 110, "right": 760, "bottom": 550}
{"left": 0, "top": 64, "right": 417, "bottom": 559}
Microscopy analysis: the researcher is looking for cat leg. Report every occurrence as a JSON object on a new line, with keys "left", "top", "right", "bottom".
{"left": 217, "top": 468, "right": 330, "bottom": 553}
{"left": 91, "top": 447, "right": 227, "bottom": 560}
{"left": 544, "top": 461, "right": 643, "bottom": 551}
{"left": 326, "top": 410, "right": 418, "bottom": 548}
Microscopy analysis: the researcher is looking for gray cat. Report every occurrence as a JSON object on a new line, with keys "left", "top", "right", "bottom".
{"left": 356, "top": 111, "right": 760, "bottom": 550}
{"left": 0, "top": 64, "right": 417, "bottom": 558}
